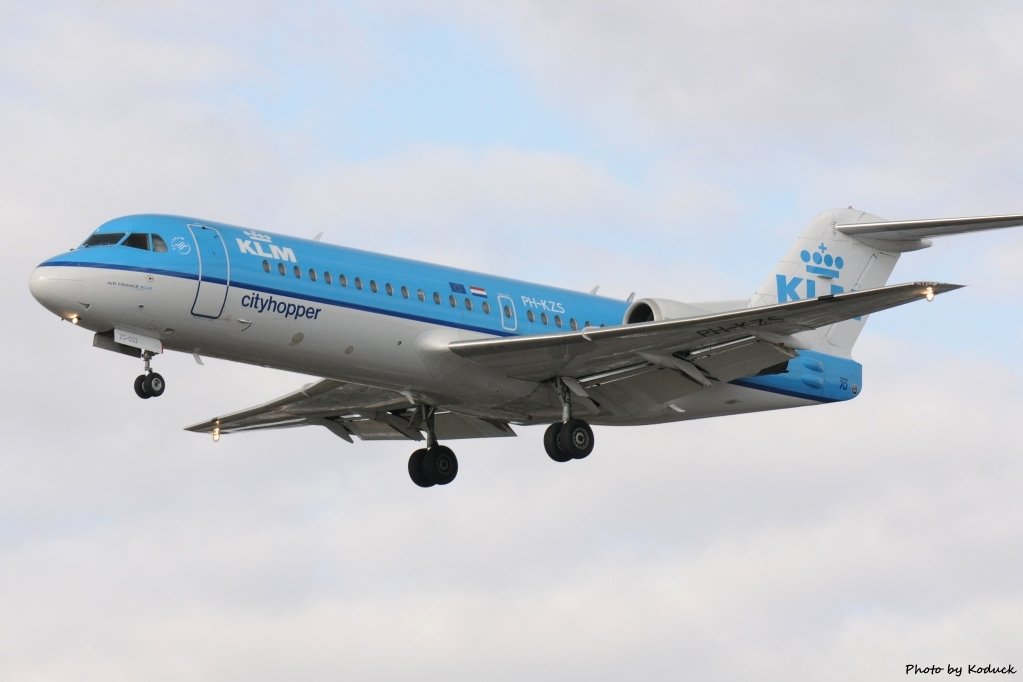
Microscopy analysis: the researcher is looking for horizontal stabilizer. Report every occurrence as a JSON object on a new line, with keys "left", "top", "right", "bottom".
{"left": 838, "top": 214, "right": 1023, "bottom": 251}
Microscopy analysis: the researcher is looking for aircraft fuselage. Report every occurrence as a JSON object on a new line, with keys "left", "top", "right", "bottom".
{"left": 30, "top": 214, "right": 857, "bottom": 428}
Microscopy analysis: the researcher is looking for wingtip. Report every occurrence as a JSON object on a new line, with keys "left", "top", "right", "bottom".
{"left": 916, "top": 281, "right": 964, "bottom": 294}
{"left": 184, "top": 420, "right": 216, "bottom": 433}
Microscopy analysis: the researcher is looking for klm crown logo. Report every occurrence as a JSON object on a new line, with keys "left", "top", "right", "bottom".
{"left": 776, "top": 242, "right": 846, "bottom": 303}
{"left": 801, "top": 243, "right": 845, "bottom": 279}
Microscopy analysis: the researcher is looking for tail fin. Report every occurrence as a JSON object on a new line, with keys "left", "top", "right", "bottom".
{"left": 750, "top": 208, "right": 1023, "bottom": 356}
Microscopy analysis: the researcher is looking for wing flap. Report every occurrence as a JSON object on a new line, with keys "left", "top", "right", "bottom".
{"left": 434, "top": 412, "right": 516, "bottom": 439}
{"left": 684, "top": 336, "right": 797, "bottom": 383}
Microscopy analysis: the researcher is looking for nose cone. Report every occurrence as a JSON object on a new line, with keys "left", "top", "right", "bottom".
{"left": 30, "top": 262, "right": 84, "bottom": 319}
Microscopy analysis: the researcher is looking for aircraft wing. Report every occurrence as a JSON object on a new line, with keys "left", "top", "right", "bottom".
{"left": 450, "top": 282, "right": 960, "bottom": 384}
{"left": 185, "top": 378, "right": 516, "bottom": 442}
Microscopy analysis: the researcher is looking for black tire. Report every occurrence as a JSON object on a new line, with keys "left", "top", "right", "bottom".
{"left": 134, "top": 375, "right": 150, "bottom": 399}
{"left": 423, "top": 445, "right": 458, "bottom": 485}
{"left": 544, "top": 422, "right": 572, "bottom": 462}
{"left": 558, "top": 418, "right": 594, "bottom": 459}
{"left": 408, "top": 448, "right": 435, "bottom": 488}
{"left": 143, "top": 372, "right": 165, "bottom": 398}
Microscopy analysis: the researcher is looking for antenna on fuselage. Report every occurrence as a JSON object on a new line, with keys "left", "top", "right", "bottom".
{"left": 312, "top": 232, "right": 323, "bottom": 241}
{"left": 589, "top": 285, "right": 600, "bottom": 294}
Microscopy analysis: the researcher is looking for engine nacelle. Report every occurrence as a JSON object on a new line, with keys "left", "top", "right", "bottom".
{"left": 623, "top": 298, "right": 712, "bottom": 324}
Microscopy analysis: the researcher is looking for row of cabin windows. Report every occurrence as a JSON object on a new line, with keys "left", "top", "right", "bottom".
{"left": 260, "top": 259, "right": 592, "bottom": 330}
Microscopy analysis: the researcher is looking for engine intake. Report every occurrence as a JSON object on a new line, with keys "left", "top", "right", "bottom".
{"left": 623, "top": 298, "right": 712, "bottom": 324}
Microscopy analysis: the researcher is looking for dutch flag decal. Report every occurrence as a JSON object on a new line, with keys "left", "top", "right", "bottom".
{"left": 470, "top": 285, "right": 487, "bottom": 297}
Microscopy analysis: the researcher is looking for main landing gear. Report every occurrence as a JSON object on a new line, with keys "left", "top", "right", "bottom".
{"left": 133, "top": 351, "right": 166, "bottom": 399}
{"left": 543, "top": 378, "right": 595, "bottom": 463}
{"left": 543, "top": 419, "right": 594, "bottom": 462}
{"left": 407, "top": 406, "right": 459, "bottom": 487}
{"left": 405, "top": 383, "right": 595, "bottom": 487}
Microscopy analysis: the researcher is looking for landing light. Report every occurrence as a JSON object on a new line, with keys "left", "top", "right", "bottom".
{"left": 925, "top": 286, "right": 935, "bottom": 302}
{"left": 212, "top": 425, "right": 221, "bottom": 443}
{"left": 69, "top": 315, "right": 79, "bottom": 325}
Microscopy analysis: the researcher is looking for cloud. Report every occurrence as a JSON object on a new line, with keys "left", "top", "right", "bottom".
{"left": 406, "top": 1, "right": 1023, "bottom": 215}
{"left": 4, "top": 2, "right": 1022, "bottom": 680}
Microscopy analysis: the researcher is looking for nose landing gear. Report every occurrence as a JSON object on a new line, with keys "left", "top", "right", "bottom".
{"left": 133, "top": 351, "right": 166, "bottom": 399}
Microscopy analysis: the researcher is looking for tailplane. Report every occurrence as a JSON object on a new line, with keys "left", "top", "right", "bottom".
{"left": 750, "top": 208, "right": 1023, "bottom": 356}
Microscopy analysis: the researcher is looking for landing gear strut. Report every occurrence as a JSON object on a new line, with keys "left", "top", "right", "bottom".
{"left": 544, "top": 378, "right": 594, "bottom": 462}
{"left": 134, "top": 351, "right": 165, "bottom": 399}
{"left": 407, "top": 405, "right": 458, "bottom": 487}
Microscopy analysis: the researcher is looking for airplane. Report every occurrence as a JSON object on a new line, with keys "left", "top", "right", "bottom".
{"left": 29, "top": 208, "right": 1023, "bottom": 487}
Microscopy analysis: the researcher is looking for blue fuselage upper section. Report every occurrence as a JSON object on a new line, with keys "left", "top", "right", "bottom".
{"left": 48, "top": 214, "right": 629, "bottom": 336}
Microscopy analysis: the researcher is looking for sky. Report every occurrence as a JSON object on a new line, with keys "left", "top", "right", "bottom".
{"left": 3, "top": 1, "right": 1022, "bottom": 680}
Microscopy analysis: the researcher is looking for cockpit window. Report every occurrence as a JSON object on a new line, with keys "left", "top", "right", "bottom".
{"left": 83, "top": 232, "right": 125, "bottom": 247}
{"left": 152, "top": 235, "right": 168, "bottom": 253}
{"left": 123, "top": 233, "right": 150, "bottom": 250}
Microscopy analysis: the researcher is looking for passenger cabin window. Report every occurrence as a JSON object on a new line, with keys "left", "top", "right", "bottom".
{"left": 417, "top": 289, "right": 426, "bottom": 302}
{"left": 324, "top": 272, "right": 333, "bottom": 285}
{"left": 340, "top": 274, "right": 348, "bottom": 287}
{"left": 527, "top": 310, "right": 535, "bottom": 323}
{"left": 385, "top": 283, "right": 393, "bottom": 296}
{"left": 278, "top": 262, "right": 286, "bottom": 276}
{"left": 309, "top": 268, "right": 317, "bottom": 282}
{"left": 262, "top": 260, "right": 270, "bottom": 273}
{"left": 152, "top": 235, "right": 168, "bottom": 253}
{"left": 448, "top": 295, "right": 457, "bottom": 308}
{"left": 370, "top": 280, "right": 378, "bottom": 293}
{"left": 401, "top": 286, "right": 410, "bottom": 299}
{"left": 433, "top": 292, "right": 441, "bottom": 304}
{"left": 83, "top": 232, "right": 125, "bottom": 247}
{"left": 123, "top": 233, "right": 150, "bottom": 250}
{"left": 354, "top": 277, "right": 363, "bottom": 290}
{"left": 293, "top": 265, "right": 301, "bottom": 279}
{"left": 482, "top": 301, "right": 491, "bottom": 315}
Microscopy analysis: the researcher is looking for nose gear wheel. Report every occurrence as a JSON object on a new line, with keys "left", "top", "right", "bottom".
{"left": 134, "top": 351, "right": 166, "bottom": 399}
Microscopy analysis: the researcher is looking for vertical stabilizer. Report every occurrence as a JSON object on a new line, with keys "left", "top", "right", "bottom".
{"left": 750, "top": 208, "right": 902, "bottom": 356}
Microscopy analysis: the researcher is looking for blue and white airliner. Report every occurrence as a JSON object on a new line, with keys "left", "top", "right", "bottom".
{"left": 29, "top": 208, "right": 1022, "bottom": 487}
